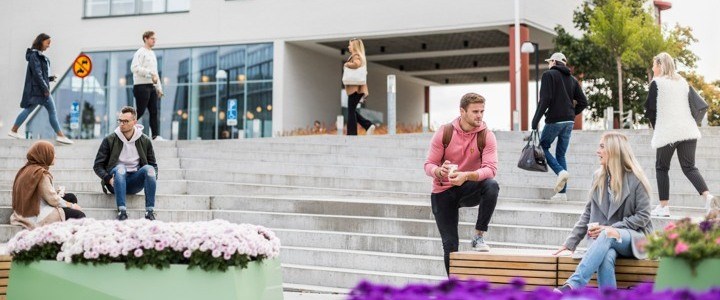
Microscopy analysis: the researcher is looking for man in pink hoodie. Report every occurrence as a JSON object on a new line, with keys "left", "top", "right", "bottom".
{"left": 424, "top": 93, "right": 499, "bottom": 275}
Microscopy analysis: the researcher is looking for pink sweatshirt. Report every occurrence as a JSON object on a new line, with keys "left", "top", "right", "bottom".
{"left": 424, "top": 118, "right": 498, "bottom": 194}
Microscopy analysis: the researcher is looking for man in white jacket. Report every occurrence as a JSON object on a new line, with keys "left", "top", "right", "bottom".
{"left": 131, "top": 31, "right": 164, "bottom": 141}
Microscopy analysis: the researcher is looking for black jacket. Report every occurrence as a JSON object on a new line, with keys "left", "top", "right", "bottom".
{"left": 644, "top": 81, "right": 658, "bottom": 128}
{"left": 93, "top": 132, "right": 158, "bottom": 184}
{"left": 20, "top": 49, "right": 51, "bottom": 108}
{"left": 531, "top": 64, "right": 588, "bottom": 129}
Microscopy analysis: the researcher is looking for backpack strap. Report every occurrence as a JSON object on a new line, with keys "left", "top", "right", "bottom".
{"left": 477, "top": 129, "right": 487, "bottom": 163}
{"left": 440, "top": 124, "right": 454, "bottom": 163}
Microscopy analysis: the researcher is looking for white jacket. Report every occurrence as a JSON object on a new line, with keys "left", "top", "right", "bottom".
{"left": 651, "top": 77, "right": 701, "bottom": 149}
{"left": 130, "top": 47, "right": 163, "bottom": 93}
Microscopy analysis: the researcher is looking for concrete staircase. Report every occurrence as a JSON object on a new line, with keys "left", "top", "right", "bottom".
{"left": 0, "top": 128, "right": 718, "bottom": 292}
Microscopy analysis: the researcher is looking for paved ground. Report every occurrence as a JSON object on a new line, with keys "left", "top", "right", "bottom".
{"left": 284, "top": 292, "right": 347, "bottom": 300}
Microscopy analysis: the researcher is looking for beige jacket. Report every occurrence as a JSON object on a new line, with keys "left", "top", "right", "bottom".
{"left": 10, "top": 175, "right": 66, "bottom": 230}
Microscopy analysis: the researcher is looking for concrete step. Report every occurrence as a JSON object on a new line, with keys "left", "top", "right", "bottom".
{"left": 281, "top": 246, "right": 446, "bottom": 277}
{"left": 0, "top": 145, "right": 178, "bottom": 159}
{"left": 0, "top": 157, "right": 181, "bottom": 170}
{"left": 0, "top": 207, "right": 212, "bottom": 225}
{"left": 213, "top": 210, "right": 573, "bottom": 246}
{"left": 186, "top": 180, "right": 426, "bottom": 199}
{"left": 0, "top": 180, "right": 188, "bottom": 194}
{"left": 0, "top": 169, "right": 185, "bottom": 182}
{"left": 282, "top": 263, "right": 444, "bottom": 289}
{"left": 274, "top": 228, "right": 556, "bottom": 258}
{"left": 0, "top": 191, "right": 210, "bottom": 210}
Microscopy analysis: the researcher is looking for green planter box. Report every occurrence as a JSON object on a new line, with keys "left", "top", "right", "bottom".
{"left": 654, "top": 257, "right": 720, "bottom": 292}
{"left": 7, "top": 258, "right": 283, "bottom": 300}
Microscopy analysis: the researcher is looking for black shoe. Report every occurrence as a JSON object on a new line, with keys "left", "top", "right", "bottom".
{"left": 145, "top": 210, "right": 156, "bottom": 221}
{"left": 117, "top": 210, "right": 128, "bottom": 221}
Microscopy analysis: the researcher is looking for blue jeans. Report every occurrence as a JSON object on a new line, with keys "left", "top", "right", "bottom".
{"left": 540, "top": 122, "right": 574, "bottom": 193}
{"left": 110, "top": 164, "right": 156, "bottom": 211}
{"left": 14, "top": 97, "right": 62, "bottom": 134}
{"left": 566, "top": 229, "right": 633, "bottom": 289}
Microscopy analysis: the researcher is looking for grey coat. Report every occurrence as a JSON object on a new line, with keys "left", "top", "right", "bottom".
{"left": 563, "top": 172, "right": 653, "bottom": 259}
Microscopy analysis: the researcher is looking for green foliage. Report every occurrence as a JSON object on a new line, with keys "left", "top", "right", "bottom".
{"left": 555, "top": 0, "right": 700, "bottom": 125}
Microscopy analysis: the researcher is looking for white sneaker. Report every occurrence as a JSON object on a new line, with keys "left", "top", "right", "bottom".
{"left": 153, "top": 136, "right": 167, "bottom": 141}
{"left": 555, "top": 170, "right": 570, "bottom": 193}
{"left": 56, "top": 136, "right": 74, "bottom": 145}
{"left": 366, "top": 125, "right": 376, "bottom": 135}
{"left": 550, "top": 193, "right": 567, "bottom": 201}
{"left": 7, "top": 131, "right": 23, "bottom": 139}
{"left": 651, "top": 204, "right": 670, "bottom": 217}
{"left": 705, "top": 195, "right": 720, "bottom": 215}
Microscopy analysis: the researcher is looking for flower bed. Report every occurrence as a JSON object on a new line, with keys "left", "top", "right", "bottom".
{"left": 348, "top": 279, "right": 720, "bottom": 299}
{"left": 7, "top": 218, "right": 281, "bottom": 271}
{"left": 647, "top": 216, "right": 720, "bottom": 291}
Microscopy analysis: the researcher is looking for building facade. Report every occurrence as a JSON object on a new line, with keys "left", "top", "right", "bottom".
{"left": 0, "top": 0, "right": 578, "bottom": 139}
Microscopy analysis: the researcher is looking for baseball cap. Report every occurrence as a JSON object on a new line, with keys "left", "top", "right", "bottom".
{"left": 545, "top": 52, "right": 567, "bottom": 63}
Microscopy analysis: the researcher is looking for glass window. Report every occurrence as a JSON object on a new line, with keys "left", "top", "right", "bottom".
{"left": 167, "top": 0, "right": 190, "bottom": 12}
{"left": 140, "top": 0, "right": 165, "bottom": 13}
{"left": 34, "top": 43, "right": 273, "bottom": 140}
{"left": 85, "top": 0, "right": 110, "bottom": 17}
{"left": 111, "top": 0, "right": 136, "bottom": 15}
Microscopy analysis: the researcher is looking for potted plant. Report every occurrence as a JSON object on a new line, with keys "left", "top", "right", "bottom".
{"left": 647, "top": 215, "right": 720, "bottom": 291}
{"left": 6, "top": 219, "right": 283, "bottom": 300}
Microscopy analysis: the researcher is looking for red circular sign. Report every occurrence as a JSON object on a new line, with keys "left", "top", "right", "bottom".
{"left": 72, "top": 53, "right": 93, "bottom": 78}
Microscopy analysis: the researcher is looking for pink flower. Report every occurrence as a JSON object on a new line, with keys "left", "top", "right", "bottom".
{"left": 716, "top": 237, "right": 720, "bottom": 245}
{"left": 212, "top": 250, "right": 222, "bottom": 258}
{"left": 668, "top": 233, "right": 679, "bottom": 240}
{"left": 674, "top": 241, "right": 689, "bottom": 255}
{"left": 183, "top": 250, "right": 192, "bottom": 258}
{"left": 664, "top": 222, "right": 676, "bottom": 232}
{"left": 134, "top": 249, "right": 144, "bottom": 257}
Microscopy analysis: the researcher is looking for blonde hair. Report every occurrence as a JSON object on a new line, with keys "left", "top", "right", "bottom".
{"left": 349, "top": 38, "right": 367, "bottom": 66}
{"left": 653, "top": 52, "right": 680, "bottom": 80}
{"left": 591, "top": 132, "right": 652, "bottom": 203}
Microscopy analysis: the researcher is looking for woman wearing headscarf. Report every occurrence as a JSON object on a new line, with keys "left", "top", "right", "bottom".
{"left": 11, "top": 141, "right": 85, "bottom": 230}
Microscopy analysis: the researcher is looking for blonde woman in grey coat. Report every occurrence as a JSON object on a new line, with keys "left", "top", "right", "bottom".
{"left": 553, "top": 132, "right": 653, "bottom": 293}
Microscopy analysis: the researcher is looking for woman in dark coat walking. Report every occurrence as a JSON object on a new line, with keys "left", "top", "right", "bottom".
{"left": 8, "top": 33, "right": 73, "bottom": 144}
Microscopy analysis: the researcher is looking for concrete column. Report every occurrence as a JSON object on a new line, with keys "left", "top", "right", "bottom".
{"left": 509, "top": 24, "right": 530, "bottom": 131}
{"left": 272, "top": 40, "right": 285, "bottom": 137}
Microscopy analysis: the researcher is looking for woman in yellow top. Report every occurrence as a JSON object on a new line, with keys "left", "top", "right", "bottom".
{"left": 344, "top": 38, "right": 376, "bottom": 136}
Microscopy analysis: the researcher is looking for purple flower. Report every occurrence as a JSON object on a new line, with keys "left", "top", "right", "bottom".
{"left": 699, "top": 220, "right": 714, "bottom": 233}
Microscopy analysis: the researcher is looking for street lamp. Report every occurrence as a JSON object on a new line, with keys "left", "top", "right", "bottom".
{"left": 521, "top": 41, "right": 539, "bottom": 103}
{"left": 215, "top": 69, "right": 230, "bottom": 139}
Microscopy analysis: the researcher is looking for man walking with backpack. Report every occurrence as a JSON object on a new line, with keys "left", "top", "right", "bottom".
{"left": 531, "top": 53, "right": 587, "bottom": 201}
{"left": 424, "top": 93, "right": 500, "bottom": 275}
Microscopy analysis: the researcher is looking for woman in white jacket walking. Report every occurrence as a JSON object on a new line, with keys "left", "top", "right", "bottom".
{"left": 644, "top": 52, "right": 719, "bottom": 217}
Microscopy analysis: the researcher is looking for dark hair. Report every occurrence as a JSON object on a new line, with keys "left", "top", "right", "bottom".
{"left": 121, "top": 106, "right": 137, "bottom": 119}
{"left": 142, "top": 31, "right": 155, "bottom": 42}
{"left": 460, "top": 93, "right": 486, "bottom": 110}
{"left": 31, "top": 33, "right": 51, "bottom": 51}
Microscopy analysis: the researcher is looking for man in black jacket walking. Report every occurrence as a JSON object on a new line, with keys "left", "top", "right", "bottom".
{"left": 531, "top": 53, "right": 587, "bottom": 201}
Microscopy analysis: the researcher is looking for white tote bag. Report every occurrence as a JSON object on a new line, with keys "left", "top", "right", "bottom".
{"left": 342, "top": 64, "right": 367, "bottom": 85}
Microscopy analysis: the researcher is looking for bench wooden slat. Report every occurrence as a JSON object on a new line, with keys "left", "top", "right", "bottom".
{"left": 557, "top": 271, "right": 656, "bottom": 282}
{"left": 558, "top": 257, "right": 659, "bottom": 268}
{"left": 450, "top": 260, "right": 556, "bottom": 271}
{"left": 0, "top": 256, "right": 10, "bottom": 263}
{"left": 450, "top": 267, "right": 556, "bottom": 278}
{"left": 451, "top": 252, "right": 557, "bottom": 263}
{"left": 558, "top": 264, "right": 657, "bottom": 275}
{"left": 0, "top": 263, "right": 9, "bottom": 270}
{"left": 452, "top": 273, "right": 557, "bottom": 285}
{"left": 0, "top": 270, "right": 8, "bottom": 278}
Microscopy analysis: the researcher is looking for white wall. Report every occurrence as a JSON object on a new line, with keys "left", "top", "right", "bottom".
{"left": 280, "top": 43, "right": 342, "bottom": 133}
{"left": 365, "top": 67, "right": 426, "bottom": 126}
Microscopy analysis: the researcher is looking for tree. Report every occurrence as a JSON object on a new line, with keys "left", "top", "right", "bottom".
{"left": 555, "top": 0, "right": 699, "bottom": 127}
{"left": 588, "top": 0, "right": 646, "bottom": 127}
{"left": 683, "top": 72, "right": 720, "bottom": 126}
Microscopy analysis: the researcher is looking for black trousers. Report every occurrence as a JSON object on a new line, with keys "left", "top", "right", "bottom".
{"left": 133, "top": 84, "right": 159, "bottom": 138}
{"left": 61, "top": 193, "right": 85, "bottom": 219}
{"left": 431, "top": 179, "right": 500, "bottom": 275}
{"left": 346, "top": 92, "right": 372, "bottom": 136}
{"left": 656, "top": 139, "right": 709, "bottom": 200}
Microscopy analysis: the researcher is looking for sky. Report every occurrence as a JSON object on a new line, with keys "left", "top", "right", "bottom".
{"left": 430, "top": 0, "right": 719, "bottom": 130}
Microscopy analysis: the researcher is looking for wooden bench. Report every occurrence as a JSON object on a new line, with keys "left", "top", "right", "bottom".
{"left": 0, "top": 255, "right": 10, "bottom": 299}
{"left": 450, "top": 249, "right": 558, "bottom": 290}
{"left": 450, "top": 249, "right": 658, "bottom": 289}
